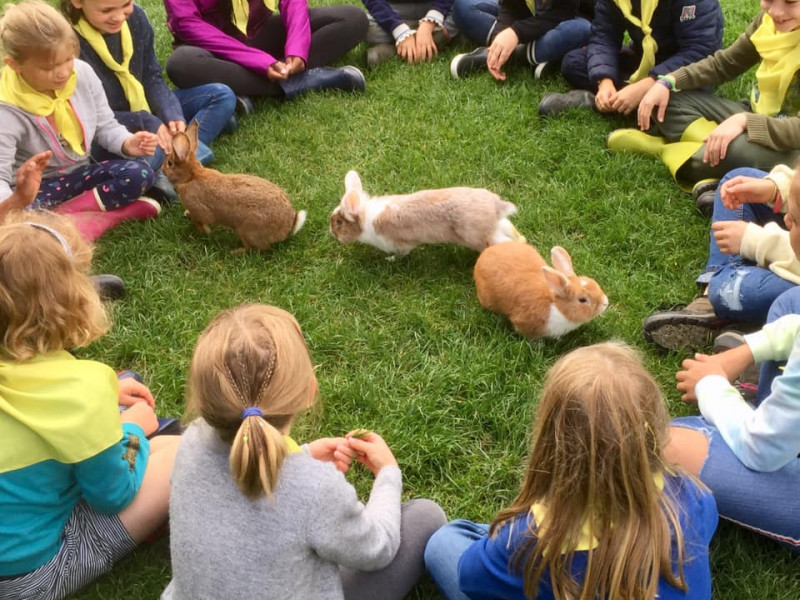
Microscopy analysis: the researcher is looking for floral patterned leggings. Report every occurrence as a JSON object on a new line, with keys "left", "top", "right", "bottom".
{"left": 33, "top": 160, "right": 154, "bottom": 211}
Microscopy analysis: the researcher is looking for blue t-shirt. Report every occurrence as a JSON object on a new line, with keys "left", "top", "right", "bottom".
{"left": 458, "top": 474, "right": 718, "bottom": 600}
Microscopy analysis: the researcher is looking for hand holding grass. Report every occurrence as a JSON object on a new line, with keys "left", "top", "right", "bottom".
{"left": 346, "top": 431, "right": 398, "bottom": 476}
{"left": 308, "top": 437, "right": 356, "bottom": 473}
{"left": 415, "top": 21, "right": 438, "bottom": 62}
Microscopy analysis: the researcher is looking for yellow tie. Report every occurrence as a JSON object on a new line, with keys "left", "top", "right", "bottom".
{"left": 0, "top": 66, "right": 84, "bottom": 154}
{"left": 613, "top": 0, "right": 658, "bottom": 83}
{"left": 73, "top": 18, "right": 150, "bottom": 113}
{"left": 231, "top": 0, "right": 279, "bottom": 35}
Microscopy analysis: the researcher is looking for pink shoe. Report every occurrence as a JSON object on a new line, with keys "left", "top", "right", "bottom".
{"left": 70, "top": 197, "right": 161, "bottom": 242}
{"left": 53, "top": 189, "right": 104, "bottom": 215}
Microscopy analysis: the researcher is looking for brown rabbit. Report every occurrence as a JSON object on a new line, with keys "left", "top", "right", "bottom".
{"left": 474, "top": 242, "right": 608, "bottom": 339}
{"left": 163, "top": 121, "right": 306, "bottom": 253}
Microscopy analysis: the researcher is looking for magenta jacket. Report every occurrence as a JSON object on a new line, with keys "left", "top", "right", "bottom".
{"left": 164, "top": 0, "right": 311, "bottom": 73}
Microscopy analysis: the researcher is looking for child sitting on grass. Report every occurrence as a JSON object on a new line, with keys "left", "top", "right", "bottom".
{"left": 611, "top": 0, "right": 800, "bottom": 199}
{"left": 0, "top": 209, "right": 180, "bottom": 600}
{"left": 425, "top": 341, "right": 718, "bottom": 600}
{"left": 162, "top": 304, "right": 446, "bottom": 600}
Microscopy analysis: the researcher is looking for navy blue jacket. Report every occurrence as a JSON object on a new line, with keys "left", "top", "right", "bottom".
{"left": 587, "top": 0, "right": 723, "bottom": 87}
{"left": 362, "top": 0, "right": 455, "bottom": 38}
{"left": 76, "top": 5, "right": 184, "bottom": 134}
{"left": 496, "top": 0, "right": 584, "bottom": 44}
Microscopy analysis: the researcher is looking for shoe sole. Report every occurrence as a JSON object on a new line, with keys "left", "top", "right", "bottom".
{"left": 450, "top": 54, "right": 466, "bottom": 79}
{"left": 643, "top": 313, "right": 729, "bottom": 352}
{"left": 341, "top": 66, "right": 366, "bottom": 92}
{"left": 138, "top": 196, "right": 163, "bottom": 216}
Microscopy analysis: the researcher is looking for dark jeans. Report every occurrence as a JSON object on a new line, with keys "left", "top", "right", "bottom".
{"left": 166, "top": 5, "right": 368, "bottom": 97}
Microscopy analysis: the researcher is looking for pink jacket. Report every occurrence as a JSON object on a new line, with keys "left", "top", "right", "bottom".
{"left": 164, "top": 0, "right": 311, "bottom": 73}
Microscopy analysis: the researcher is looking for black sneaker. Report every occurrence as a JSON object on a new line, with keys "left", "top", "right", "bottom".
{"left": 450, "top": 47, "right": 488, "bottom": 79}
{"left": 695, "top": 190, "right": 716, "bottom": 217}
{"left": 92, "top": 274, "right": 125, "bottom": 301}
{"left": 533, "top": 61, "right": 558, "bottom": 80}
{"left": 538, "top": 90, "right": 595, "bottom": 117}
{"left": 642, "top": 297, "right": 730, "bottom": 352}
{"left": 235, "top": 95, "right": 254, "bottom": 116}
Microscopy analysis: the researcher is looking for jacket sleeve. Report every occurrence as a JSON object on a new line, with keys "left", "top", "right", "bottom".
{"left": 306, "top": 465, "right": 402, "bottom": 571}
{"left": 83, "top": 64, "right": 133, "bottom": 156}
{"left": 361, "top": 0, "right": 406, "bottom": 39}
{"left": 164, "top": 0, "right": 276, "bottom": 72}
{"left": 586, "top": 0, "right": 627, "bottom": 85}
{"left": 746, "top": 113, "right": 800, "bottom": 153}
{"left": 648, "top": 0, "right": 723, "bottom": 78}
{"left": 111, "top": 110, "right": 163, "bottom": 135}
{"left": 74, "top": 423, "right": 151, "bottom": 514}
{"left": 281, "top": 0, "right": 312, "bottom": 62}
{"left": 0, "top": 117, "right": 20, "bottom": 203}
{"left": 136, "top": 8, "right": 184, "bottom": 125}
{"left": 501, "top": 0, "right": 582, "bottom": 44}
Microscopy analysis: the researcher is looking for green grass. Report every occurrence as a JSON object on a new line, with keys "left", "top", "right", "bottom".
{"left": 10, "top": 0, "right": 799, "bottom": 596}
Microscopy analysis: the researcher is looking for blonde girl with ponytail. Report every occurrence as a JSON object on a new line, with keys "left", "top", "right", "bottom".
{"left": 162, "top": 304, "right": 446, "bottom": 600}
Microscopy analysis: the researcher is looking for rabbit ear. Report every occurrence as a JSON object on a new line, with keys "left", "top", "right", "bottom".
{"left": 345, "top": 171, "right": 363, "bottom": 193}
{"left": 341, "top": 190, "right": 361, "bottom": 221}
{"left": 185, "top": 120, "right": 200, "bottom": 155}
{"left": 550, "top": 246, "right": 575, "bottom": 276}
{"left": 542, "top": 266, "right": 570, "bottom": 296}
{"left": 172, "top": 132, "right": 191, "bottom": 163}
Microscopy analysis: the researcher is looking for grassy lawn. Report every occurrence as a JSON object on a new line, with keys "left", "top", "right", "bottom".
{"left": 17, "top": 0, "right": 797, "bottom": 596}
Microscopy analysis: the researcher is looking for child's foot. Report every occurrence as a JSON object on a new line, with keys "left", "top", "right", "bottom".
{"left": 642, "top": 296, "right": 731, "bottom": 351}
{"left": 92, "top": 274, "right": 126, "bottom": 301}
{"left": 450, "top": 47, "right": 488, "bottom": 79}
{"left": 148, "top": 170, "right": 179, "bottom": 205}
{"left": 538, "top": 90, "right": 595, "bottom": 117}
{"left": 533, "top": 60, "right": 558, "bottom": 80}
{"left": 367, "top": 43, "right": 396, "bottom": 68}
{"left": 606, "top": 129, "right": 666, "bottom": 157}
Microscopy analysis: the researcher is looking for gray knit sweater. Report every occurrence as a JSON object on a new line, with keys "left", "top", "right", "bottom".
{"left": 162, "top": 420, "right": 402, "bottom": 600}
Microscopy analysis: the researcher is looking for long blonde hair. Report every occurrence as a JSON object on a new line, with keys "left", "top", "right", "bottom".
{"left": 187, "top": 304, "right": 317, "bottom": 500}
{"left": 0, "top": 1, "right": 78, "bottom": 64}
{"left": 0, "top": 218, "right": 107, "bottom": 361}
{"left": 492, "top": 341, "right": 687, "bottom": 600}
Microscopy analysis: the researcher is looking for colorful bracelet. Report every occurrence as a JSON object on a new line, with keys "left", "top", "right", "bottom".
{"left": 656, "top": 75, "right": 677, "bottom": 92}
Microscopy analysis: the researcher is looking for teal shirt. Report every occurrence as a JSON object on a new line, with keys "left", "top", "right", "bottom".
{"left": 0, "top": 423, "right": 149, "bottom": 576}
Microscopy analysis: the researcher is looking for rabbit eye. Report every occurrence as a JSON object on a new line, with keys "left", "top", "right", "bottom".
{"left": 578, "top": 297, "right": 589, "bottom": 304}
{"left": 166, "top": 159, "right": 174, "bottom": 168}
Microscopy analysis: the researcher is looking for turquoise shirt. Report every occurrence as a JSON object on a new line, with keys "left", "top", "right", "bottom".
{"left": 0, "top": 422, "right": 149, "bottom": 576}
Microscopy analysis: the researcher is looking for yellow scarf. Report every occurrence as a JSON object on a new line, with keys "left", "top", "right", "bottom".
{"left": 74, "top": 18, "right": 150, "bottom": 113}
{"left": 750, "top": 14, "right": 800, "bottom": 116}
{"left": 614, "top": 0, "right": 659, "bottom": 83}
{"left": 231, "top": 0, "right": 278, "bottom": 35}
{"left": 284, "top": 435, "right": 302, "bottom": 453}
{"left": 0, "top": 66, "right": 84, "bottom": 154}
{"left": 524, "top": 0, "right": 536, "bottom": 16}
{"left": 0, "top": 351, "right": 122, "bottom": 474}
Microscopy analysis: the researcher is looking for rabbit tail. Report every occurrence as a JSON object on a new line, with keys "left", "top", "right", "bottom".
{"left": 495, "top": 200, "right": 517, "bottom": 219}
{"left": 291, "top": 210, "right": 307, "bottom": 236}
{"left": 491, "top": 219, "right": 526, "bottom": 245}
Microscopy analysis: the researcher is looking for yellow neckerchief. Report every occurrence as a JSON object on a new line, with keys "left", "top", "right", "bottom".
{"left": 0, "top": 351, "right": 122, "bottom": 474}
{"left": 231, "top": 0, "right": 278, "bottom": 35}
{"left": 750, "top": 14, "right": 800, "bottom": 116}
{"left": 613, "top": 0, "right": 658, "bottom": 83}
{"left": 284, "top": 435, "right": 302, "bottom": 453}
{"left": 528, "top": 472, "right": 666, "bottom": 554}
{"left": 524, "top": 0, "right": 536, "bottom": 16}
{"left": 0, "top": 66, "right": 84, "bottom": 154}
{"left": 73, "top": 18, "right": 150, "bottom": 112}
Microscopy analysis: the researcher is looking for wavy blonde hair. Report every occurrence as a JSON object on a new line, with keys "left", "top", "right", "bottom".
{"left": 0, "top": 1, "right": 78, "bottom": 63}
{"left": 0, "top": 219, "right": 107, "bottom": 361}
{"left": 187, "top": 304, "right": 317, "bottom": 500}
{"left": 491, "top": 341, "right": 688, "bottom": 600}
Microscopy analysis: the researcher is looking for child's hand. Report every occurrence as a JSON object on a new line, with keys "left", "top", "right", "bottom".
{"left": 307, "top": 437, "right": 357, "bottom": 473}
{"left": 610, "top": 78, "right": 654, "bottom": 115}
{"left": 721, "top": 176, "right": 776, "bottom": 209}
{"left": 120, "top": 402, "right": 158, "bottom": 436}
{"left": 346, "top": 431, "right": 398, "bottom": 476}
{"left": 712, "top": 220, "right": 747, "bottom": 255}
{"left": 123, "top": 131, "right": 158, "bottom": 157}
{"left": 267, "top": 60, "right": 290, "bottom": 81}
{"left": 3, "top": 151, "right": 52, "bottom": 216}
{"left": 397, "top": 36, "right": 417, "bottom": 64}
{"left": 637, "top": 82, "right": 670, "bottom": 130}
{"left": 415, "top": 21, "right": 438, "bottom": 62}
{"left": 703, "top": 113, "right": 747, "bottom": 167}
{"left": 286, "top": 56, "right": 306, "bottom": 76}
{"left": 118, "top": 378, "right": 156, "bottom": 408}
{"left": 594, "top": 78, "right": 617, "bottom": 113}
{"left": 487, "top": 28, "right": 518, "bottom": 81}
{"left": 676, "top": 353, "right": 727, "bottom": 403}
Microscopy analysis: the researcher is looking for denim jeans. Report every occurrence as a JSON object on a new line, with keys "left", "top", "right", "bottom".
{"left": 424, "top": 520, "right": 488, "bottom": 600}
{"left": 697, "top": 167, "right": 794, "bottom": 324}
{"left": 451, "top": 0, "right": 497, "bottom": 45}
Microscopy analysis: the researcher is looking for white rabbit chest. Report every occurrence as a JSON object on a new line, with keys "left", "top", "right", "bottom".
{"left": 544, "top": 305, "right": 582, "bottom": 338}
{"left": 359, "top": 200, "right": 406, "bottom": 254}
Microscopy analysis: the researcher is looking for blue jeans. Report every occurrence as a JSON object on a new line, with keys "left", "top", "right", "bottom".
{"left": 424, "top": 520, "right": 488, "bottom": 600}
{"left": 696, "top": 168, "right": 794, "bottom": 324}
{"left": 451, "top": 0, "right": 590, "bottom": 61}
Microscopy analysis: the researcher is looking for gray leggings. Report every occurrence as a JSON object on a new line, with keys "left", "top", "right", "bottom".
{"left": 341, "top": 499, "right": 447, "bottom": 600}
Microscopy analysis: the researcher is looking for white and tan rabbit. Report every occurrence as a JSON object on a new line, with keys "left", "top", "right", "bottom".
{"left": 329, "top": 171, "right": 525, "bottom": 256}
{"left": 474, "top": 242, "right": 608, "bottom": 340}
{"left": 163, "top": 121, "right": 306, "bottom": 253}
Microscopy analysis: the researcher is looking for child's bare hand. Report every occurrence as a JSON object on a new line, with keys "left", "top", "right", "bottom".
{"left": 712, "top": 220, "right": 747, "bottom": 255}
{"left": 267, "top": 61, "right": 290, "bottom": 81}
{"left": 720, "top": 176, "right": 775, "bottom": 209}
{"left": 415, "top": 21, "right": 438, "bottom": 62}
{"left": 346, "top": 431, "right": 398, "bottom": 476}
{"left": 6, "top": 151, "right": 51, "bottom": 213}
{"left": 307, "top": 437, "right": 357, "bottom": 473}
{"left": 638, "top": 83, "right": 670, "bottom": 130}
{"left": 703, "top": 113, "right": 747, "bottom": 167}
{"left": 487, "top": 28, "right": 518, "bottom": 81}
{"left": 156, "top": 124, "right": 174, "bottom": 153}
{"left": 118, "top": 378, "right": 156, "bottom": 408}
{"left": 610, "top": 78, "right": 653, "bottom": 115}
{"left": 123, "top": 131, "right": 158, "bottom": 157}
{"left": 594, "top": 78, "right": 617, "bottom": 113}
{"left": 676, "top": 353, "right": 727, "bottom": 403}
{"left": 397, "top": 36, "right": 417, "bottom": 64}
{"left": 286, "top": 56, "right": 306, "bottom": 75}
{"left": 120, "top": 402, "right": 158, "bottom": 436}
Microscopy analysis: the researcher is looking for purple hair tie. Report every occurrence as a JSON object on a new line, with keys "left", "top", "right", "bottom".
{"left": 241, "top": 406, "right": 264, "bottom": 420}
